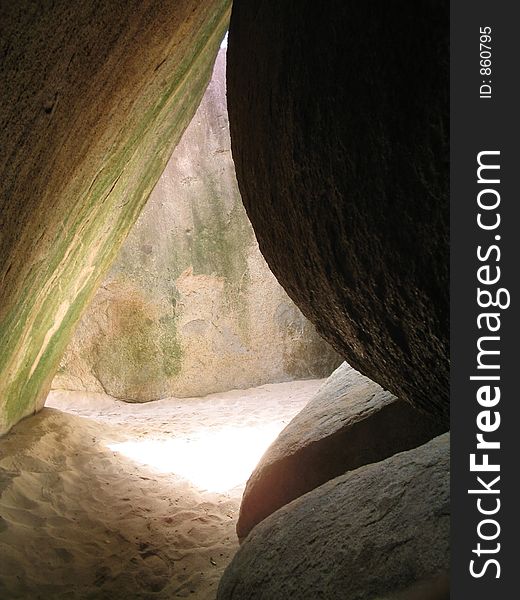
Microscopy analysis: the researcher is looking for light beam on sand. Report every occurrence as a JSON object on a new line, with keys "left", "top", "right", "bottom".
{"left": 107, "top": 422, "right": 284, "bottom": 493}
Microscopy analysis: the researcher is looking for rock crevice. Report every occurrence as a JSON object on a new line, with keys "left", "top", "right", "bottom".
{"left": 53, "top": 49, "right": 340, "bottom": 401}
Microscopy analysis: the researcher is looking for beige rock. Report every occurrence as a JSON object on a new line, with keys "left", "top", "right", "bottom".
{"left": 0, "top": 0, "right": 232, "bottom": 434}
{"left": 218, "top": 433, "right": 450, "bottom": 600}
{"left": 237, "top": 363, "right": 446, "bottom": 540}
{"left": 53, "top": 50, "right": 341, "bottom": 401}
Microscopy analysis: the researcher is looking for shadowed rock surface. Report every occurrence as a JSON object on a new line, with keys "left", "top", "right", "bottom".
{"left": 218, "top": 433, "right": 450, "bottom": 600}
{"left": 0, "top": 0, "right": 231, "bottom": 433}
{"left": 52, "top": 50, "right": 340, "bottom": 401}
{"left": 226, "top": 0, "right": 449, "bottom": 425}
{"left": 237, "top": 362, "right": 446, "bottom": 540}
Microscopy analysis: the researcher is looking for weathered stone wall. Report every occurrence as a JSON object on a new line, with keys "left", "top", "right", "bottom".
{"left": 53, "top": 49, "right": 341, "bottom": 401}
{"left": 0, "top": 0, "right": 232, "bottom": 434}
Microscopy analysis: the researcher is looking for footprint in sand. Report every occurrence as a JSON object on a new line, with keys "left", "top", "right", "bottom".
{"left": 94, "top": 565, "right": 112, "bottom": 587}
{"left": 137, "top": 545, "right": 171, "bottom": 593}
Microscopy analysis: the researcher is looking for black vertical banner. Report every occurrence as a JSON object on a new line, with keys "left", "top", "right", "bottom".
{"left": 452, "top": 1, "right": 519, "bottom": 597}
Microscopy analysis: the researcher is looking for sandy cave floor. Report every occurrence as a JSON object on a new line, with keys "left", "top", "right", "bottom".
{"left": 0, "top": 378, "right": 325, "bottom": 600}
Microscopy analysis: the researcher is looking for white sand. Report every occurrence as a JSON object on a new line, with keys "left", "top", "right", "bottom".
{"left": 0, "top": 378, "right": 324, "bottom": 599}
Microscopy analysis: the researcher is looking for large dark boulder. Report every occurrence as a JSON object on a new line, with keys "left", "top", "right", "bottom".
{"left": 237, "top": 362, "right": 446, "bottom": 540}
{"left": 227, "top": 0, "right": 449, "bottom": 425}
{"left": 218, "top": 433, "right": 450, "bottom": 600}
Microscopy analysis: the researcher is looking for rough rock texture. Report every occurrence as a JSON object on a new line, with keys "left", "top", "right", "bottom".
{"left": 226, "top": 1, "right": 449, "bottom": 425}
{"left": 218, "top": 433, "right": 450, "bottom": 600}
{"left": 52, "top": 50, "right": 340, "bottom": 401}
{"left": 0, "top": 0, "right": 231, "bottom": 434}
{"left": 237, "top": 362, "right": 446, "bottom": 540}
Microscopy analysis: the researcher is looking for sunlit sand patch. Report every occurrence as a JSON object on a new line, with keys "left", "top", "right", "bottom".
{"left": 0, "top": 379, "right": 325, "bottom": 599}
{"left": 107, "top": 422, "right": 283, "bottom": 492}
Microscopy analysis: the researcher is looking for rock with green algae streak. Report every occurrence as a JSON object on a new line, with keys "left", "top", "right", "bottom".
{"left": 53, "top": 49, "right": 342, "bottom": 402}
{"left": 0, "top": 0, "right": 231, "bottom": 435}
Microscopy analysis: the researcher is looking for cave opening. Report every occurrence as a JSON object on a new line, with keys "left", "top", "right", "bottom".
{"left": 44, "top": 36, "right": 340, "bottom": 495}
{"left": 1, "top": 0, "right": 450, "bottom": 597}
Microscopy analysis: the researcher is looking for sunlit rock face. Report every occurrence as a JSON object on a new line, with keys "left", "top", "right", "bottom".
{"left": 227, "top": 0, "right": 449, "bottom": 426}
{"left": 0, "top": 0, "right": 231, "bottom": 434}
{"left": 237, "top": 363, "right": 446, "bottom": 540}
{"left": 218, "top": 434, "right": 450, "bottom": 600}
{"left": 52, "top": 49, "right": 340, "bottom": 401}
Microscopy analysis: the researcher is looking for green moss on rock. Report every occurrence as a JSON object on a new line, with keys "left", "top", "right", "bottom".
{"left": 0, "top": 0, "right": 231, "bottom": 434}
{"left": 94, "top": 297, "right": 183, "bottom": 401}
{"left": 52, "top": 46, "right": 341, "bottom": 403}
